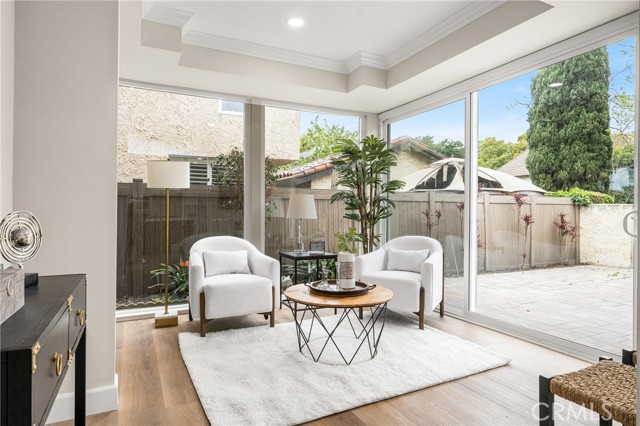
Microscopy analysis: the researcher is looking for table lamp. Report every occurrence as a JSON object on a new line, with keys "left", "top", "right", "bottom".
{"left": 147, "top": 160, "right": 190, "bottom": 328}
{"left": 286, "top": 193, "right": 317, "bottom": 253}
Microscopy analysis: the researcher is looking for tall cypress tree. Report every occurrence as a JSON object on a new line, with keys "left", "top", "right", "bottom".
{"left": 526, "top": 48, "right": 611, "bottom": 192}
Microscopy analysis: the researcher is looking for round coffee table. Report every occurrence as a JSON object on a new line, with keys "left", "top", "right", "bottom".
{"left": 284, "top": 283, "right": 393, "bottom": 365}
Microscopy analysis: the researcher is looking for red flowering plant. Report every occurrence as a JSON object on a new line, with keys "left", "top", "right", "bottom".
{"left": 150, "top": 256, "right": 190, "bottom": 302}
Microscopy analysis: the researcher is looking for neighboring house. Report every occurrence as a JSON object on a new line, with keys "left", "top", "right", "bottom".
{"left": 497, "top": 150, "right": 531, "bottom": 182}
{"left": 400, "top": 158, "right": 546, "bottom": 195}
{"left": 117, "top": 86, "right": 301, "bottom": 183}
{"left": 276, "top": 136, "right": 446, "bottom": 189}
{"left": 276, "top": 157, "right": 335, "bottom": 189}
{"left": 390, "top": 136, "right": 446, "bottom": 180}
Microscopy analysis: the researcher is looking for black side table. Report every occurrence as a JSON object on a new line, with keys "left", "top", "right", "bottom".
{"left": 279, "top": 251, "right": 337, "bottom": 304}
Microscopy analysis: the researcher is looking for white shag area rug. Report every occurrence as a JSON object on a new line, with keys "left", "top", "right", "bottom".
{"left": 179, "top": 312, "right": 509, "bottom": 425}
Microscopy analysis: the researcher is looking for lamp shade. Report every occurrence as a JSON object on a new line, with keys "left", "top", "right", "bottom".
{"left": 286, "top": 193, "right": 317, "bottom": 220}
{"left": 146, "top": 160, "right": 190, "bottom": 189}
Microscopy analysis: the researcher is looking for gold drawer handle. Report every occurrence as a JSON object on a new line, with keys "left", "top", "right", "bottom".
{"left": 67, "top": 348, "right": 74, "bottom": 367}
{"left": 53, "top": 352, "right": 63, "bottom": 377}
{"left": 67, "top": 295, "right": 74, "bottom": 312}
{"left": 32, "top": 342, "right": 41, "bottom": 374}
{"left": 77, "top": 309, "right": 85, "bottom": 326}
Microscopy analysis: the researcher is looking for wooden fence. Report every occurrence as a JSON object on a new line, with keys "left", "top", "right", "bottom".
{"left": 117, "top": 182, "right": 578, "bottom": 300}
{"left": 389, "top": 192, "right": 579, "bottom": 275}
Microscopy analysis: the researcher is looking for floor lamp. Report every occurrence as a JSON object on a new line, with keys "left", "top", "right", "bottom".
{"left": 286, "top": 193, "right": 317, "bottom": 253}
{"left": 147, "top": 160, "right": 190, "bottom": 328}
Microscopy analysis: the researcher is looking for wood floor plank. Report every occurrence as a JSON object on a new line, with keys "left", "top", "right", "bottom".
{"left": 54, "top": 308, "right": 608, "bottom": 426}
{"left": 153, "top": 325, "right": 199, "bottom": 408}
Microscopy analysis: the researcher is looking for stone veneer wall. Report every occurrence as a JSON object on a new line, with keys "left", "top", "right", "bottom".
{"left": 117, "top": 86, "right": 300, "bottom": 182}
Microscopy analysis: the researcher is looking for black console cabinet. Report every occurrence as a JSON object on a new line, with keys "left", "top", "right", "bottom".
{"left": 1, "top": 274, "right": 87, "bottom": 425}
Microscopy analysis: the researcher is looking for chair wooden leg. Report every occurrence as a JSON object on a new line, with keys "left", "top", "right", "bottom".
{"left": 440, "top": 258, "right": 445, "bottom": 317}
{"left": 188, "top": 304, "right": 193, "bottom": 322}
{"left": 199, "top": 292, "right": 206, "bottom": 337}
{"left": 539, "top": 375, "right": 555, "bottom": 426}
{"left": 358, "top": 307, "right": 363, "bottom": 319}
{"left": 419, "top": 287, "right": 425, "bottom": 330}
{"left": 270, "top": 287, "right": 276, "bottom": 327}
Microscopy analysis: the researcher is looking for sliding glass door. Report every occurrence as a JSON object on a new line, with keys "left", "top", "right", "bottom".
{"left": 387, "top": 100, "right": 466, "bottom": 311}
{"left": 381, "top": 24, "right": 637, "bottom": 359}
{"left": 471, "top": 36, "right": 636, "bottom": 356}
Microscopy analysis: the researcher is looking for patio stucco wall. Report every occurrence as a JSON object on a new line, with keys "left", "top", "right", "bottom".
{"left": 117, "top": 86, "right": 300, "bottom": 183}
{"left": 580, "top": 204, "right": 633, "bottom": 268}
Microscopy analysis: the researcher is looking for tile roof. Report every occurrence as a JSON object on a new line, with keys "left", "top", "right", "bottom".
{"left": 276, "top": 156, "right": 335, "bottom": 181}
{"left": 391, "top": 136, "right": 446, "bottom": 162}
{"left": 497, "top": 150, "right": 529, "bottom": 177}
{"left": 276, "top": 136, "right": 445, "bottom": 183}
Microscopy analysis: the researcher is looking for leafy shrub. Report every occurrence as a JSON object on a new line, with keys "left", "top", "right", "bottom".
{"left": 609, "top": 187, "right": 633, "bottom": 204}
{"left": 545, "top": 188, "right": 614, "bottom": 206}
{"left": 336, "top": 227, "right": 359, "bottom": 254}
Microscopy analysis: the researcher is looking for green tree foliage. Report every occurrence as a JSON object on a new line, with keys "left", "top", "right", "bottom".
{"left": 416, "top": 135, "right": 465, "bottom": 158}
{"left": 213, "top": 148, "right": 278, "bottom": 219}
{"left": 298, "top": 116, "right": 358, "bottom": 164}
{"left": 526, "top": 47, "right": 612, "bottom": 192}
{"left": 331, "top": 136, "right": 405, "bottom": 253}
{"left": 478, "top": 136, "right": 528, "bottom": 170}
{"left": 545, "top": 188, "right": 614, "bottom": 205}
{"left": 612, "top": 139, "right": 634, "bottom": 169}
{"left": 609, "top": 40, "right": 635, "bottom": 143}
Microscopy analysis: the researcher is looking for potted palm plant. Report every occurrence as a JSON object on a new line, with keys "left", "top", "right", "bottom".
{"left": 330, "top": 135, "right": 405, "bottom": 254}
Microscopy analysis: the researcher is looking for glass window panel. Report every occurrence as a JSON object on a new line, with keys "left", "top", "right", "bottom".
{"left": 388, "top": 100, "right": 466, "bottom": 311}
{"left": 473, "top": 36, "right": 636, "bottom": 356}
{"left": 116, "top": 87, "right": 245, "bottom": 309}
{"left": 264, "top": 107, "right": 360, "bottom": 284}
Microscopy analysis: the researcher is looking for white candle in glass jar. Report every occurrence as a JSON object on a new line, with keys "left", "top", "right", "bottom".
{"left": 337, "top": 252, "right": 356, "bottom": 289}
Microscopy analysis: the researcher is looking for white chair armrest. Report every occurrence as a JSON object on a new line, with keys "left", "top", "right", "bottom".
{"left": 250, "top": 251, "right": 281, "bottom": 296}
{"left": 421, "top": 249, "right": 443, "bottom": 311}
{"left": 355, "top": 248, "right": 386, "bottom": 280}
{"left": 189, "top": 251, "right": 205, "bottom": 319}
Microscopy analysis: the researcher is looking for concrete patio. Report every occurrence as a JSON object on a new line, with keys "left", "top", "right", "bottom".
{"left": 445, "top": 264, "right": 633, "bottom": 355}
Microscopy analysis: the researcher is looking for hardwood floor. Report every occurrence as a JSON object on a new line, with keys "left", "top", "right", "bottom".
{"left": 56, "top": 309, "right": 611, "bottom": 426}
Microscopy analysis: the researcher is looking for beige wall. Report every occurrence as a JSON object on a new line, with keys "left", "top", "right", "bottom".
{"left": 311, "top": 173, "right": 334, "bottom": 190}
{"left": 580, "top": 204, "right": 634, "bottom": 268}
{"left": 13, "top": 0, "right": 118, "bottom": 419}
{"left": 117, "top": 86, "right": 300, "bottom": 182}
{"left": 0, "top": 0, "right": 14, "bottom": 222}
{"left": 392, "top": 151, "right": 432, "bottom": 181}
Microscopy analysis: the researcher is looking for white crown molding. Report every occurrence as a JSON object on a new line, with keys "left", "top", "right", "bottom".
{"left": 142, "top": 2, "right": 194, "bottom": 28}
{"left": 345, "top": 51, "right": 388, "bottom": 74}
{"left": 141, "top": 0, "right": 508, "bottom": 74}
{"left": 387, "top": 0, "right": 507, "bottom": 67}
{"left": 183, "top": 30, "right": 350, "bottom": 74}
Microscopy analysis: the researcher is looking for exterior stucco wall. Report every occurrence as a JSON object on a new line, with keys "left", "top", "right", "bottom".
{"left": 265, "top": 106, "right": 301, "bottom": 163}
{"left": 579, "top": 204, "right": 633, "bottom": 268}
{"left": 392, "top": 151, "right": 432, "bottom": 180}
{"left": 311, "top": 173, "right": 334, "bottom": 189}
{"left": 117, "top": 86, "right": 300, "bottom": 182}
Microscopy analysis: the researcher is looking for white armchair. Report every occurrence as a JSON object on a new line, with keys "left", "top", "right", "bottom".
{"left": 189, "top": 236, "right": 280, "bottom": 336}
{"left": 355, "top": 236, "right": 444, "bottom": 329}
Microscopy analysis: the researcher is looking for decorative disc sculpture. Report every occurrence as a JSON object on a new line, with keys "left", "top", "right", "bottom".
{"left": 0, "top": 211, "right": 42, "bottom": 268}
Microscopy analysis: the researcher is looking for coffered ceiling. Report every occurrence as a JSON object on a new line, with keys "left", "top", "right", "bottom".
{"left": 119, "top": 1, "right": 639, "bottom": 114}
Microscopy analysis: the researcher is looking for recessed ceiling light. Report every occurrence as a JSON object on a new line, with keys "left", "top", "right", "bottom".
{"left": 287, "top": 17, "right": 304, "bottom": 28}
{"left": 549, "top": 82, "right": 563, "bottom": 88}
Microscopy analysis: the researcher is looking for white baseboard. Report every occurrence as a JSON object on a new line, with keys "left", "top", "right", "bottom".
{"left": 46, "top": 374, "right": 119, "bottom": 424}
